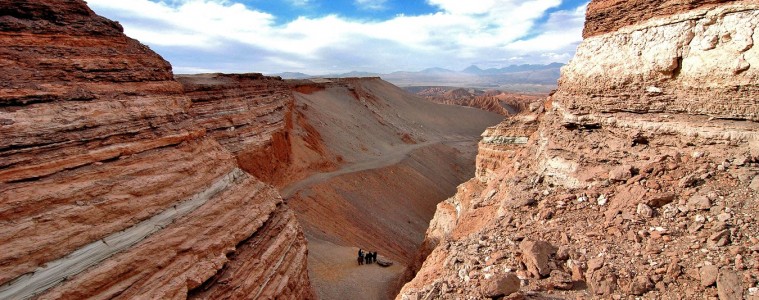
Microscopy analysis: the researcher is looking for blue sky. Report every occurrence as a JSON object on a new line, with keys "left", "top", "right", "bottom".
{"left": 88, "top": 0, "right": 588, "bottom": 74}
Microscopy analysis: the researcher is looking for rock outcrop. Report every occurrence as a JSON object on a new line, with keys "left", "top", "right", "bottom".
{"left": 399, "top": 1, "right": 759, "bottom": 299}
{"left": 177, "top": 73, "right": 295, "bottom": 185}
{"left": 407, "top": 86, "right": 543, "bottom": 116}
{"left": 0, "top": 1, "right": 313, "bottom": 299}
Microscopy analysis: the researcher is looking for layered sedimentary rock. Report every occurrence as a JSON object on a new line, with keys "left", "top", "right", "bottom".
{"left": 475, "top": 115, "right": 540, "bottom": 182}
{"left": 177, "top": 73, "right": 294, "bottom": 185}
{"left": 560, "top": 1, "right": 759, "bottom": 120}
{"left": 400, "top": 1, "right": 759, "bottom": 299}
{"left": 0, "top": 1, "right": 312, "bottom": 299}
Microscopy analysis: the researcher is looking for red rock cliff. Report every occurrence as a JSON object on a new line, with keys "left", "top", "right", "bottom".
{"left": 177, "top": 73, "right": 296, "bottom": 185}
{"left": 400, "top": 1, "right": 759, "bottom": 299}
{"left": 0, "top": 1, "right": 313, "bottom": 299}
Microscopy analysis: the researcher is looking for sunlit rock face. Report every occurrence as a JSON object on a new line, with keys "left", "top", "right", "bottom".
{"left": 0, "top": 1, "right": 313, "bottom": 299}
{"left": 399, "top": 1, "right": 759, "bottom": 299}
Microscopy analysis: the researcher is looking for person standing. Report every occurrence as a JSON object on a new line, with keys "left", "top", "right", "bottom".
{"left": 357, "top": 249, "right": 364, "bottom": 265}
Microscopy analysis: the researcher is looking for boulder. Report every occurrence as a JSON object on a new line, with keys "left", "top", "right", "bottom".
{"left": 481, "top": 273, "right": 520, "bottom": 298}
{"left": 629, "top": 275, "right": 653, "bottom": 295}
{"left": 609, "top": 165, "right": 633, "bottom": 182}
{"left": 376, "top": 256, "right": 394, "bottom": 267}
{"left": 750, "top": 176, "right": 759, "bottom": 192}
{"left": 700, "top": 265, "right": 719, "bottom": 287}
{"left": 717, "top": 269, "right": 743, "bottom": 300}
{"left": 548, "top": 270, "right": 574, "bottom": 290}
{"left": 687, "top": 195, "right": 712, "bottom": 211}
{"left": 519, "top": 240, "right": 556, "bottom": 278}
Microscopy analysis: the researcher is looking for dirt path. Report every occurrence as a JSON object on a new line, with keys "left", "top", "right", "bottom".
{"left": 281, "top": 138, "right": 476, "bottom": 198}
{"left": 281, "top": 137, "right": 480, "bottom": 300}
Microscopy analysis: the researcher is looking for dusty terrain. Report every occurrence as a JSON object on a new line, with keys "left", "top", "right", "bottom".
{"left": 278, "top": 78, "right": 503, "bottom": 299}
{"left": 399, "top": 1, "right": 759, "bottom": 299}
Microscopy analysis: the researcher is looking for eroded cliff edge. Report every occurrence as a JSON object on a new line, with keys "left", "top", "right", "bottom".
{"left": 0, "top": 1, "right": 313, "bottom": 299}
{"left": 400, "top": 1, "right": 759, "bottom": 299}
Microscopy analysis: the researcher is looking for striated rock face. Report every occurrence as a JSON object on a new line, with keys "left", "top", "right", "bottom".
{"left": 177, "top": 73, "right": 295, "bottom": 185}
{"left": 399, "top": 1, "right": 759, "bottom": 299}
{"left": 476, "top": 115, "right": 540, "bottom": 183}
{"left": 0, "top": 1, "right": 313, "bottom": 299}
{"left": 583, "top": 0, "right": 737, "bottom": 38}
{"left": 560, "top": 2, "right": 759, "bottom": 121}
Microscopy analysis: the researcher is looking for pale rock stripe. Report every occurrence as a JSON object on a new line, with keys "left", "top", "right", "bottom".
{"left": 0, "top": 168, "right": 247, "bottom": 300}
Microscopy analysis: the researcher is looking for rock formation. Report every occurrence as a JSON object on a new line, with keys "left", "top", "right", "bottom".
{"left": 406, "top": 86, "right": 543, "bottom": 116}
{"left": 0, "top": 1, "right": 313, "bottom": 299}
{"left": 399, "top": 1, "right": 759, "bottom": 299}
{"left": 177, "top": 73, "right": 299, "bottom": 186}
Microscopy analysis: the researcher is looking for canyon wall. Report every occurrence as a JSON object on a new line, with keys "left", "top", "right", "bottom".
{"left": 177, "top": 73, "right": 296, "bottom": 185}
{"left": 0, "top": 1, "right": 313, "bottom": 299}
{"left": 400, "top": 1, "right": 759, "bottom": 299}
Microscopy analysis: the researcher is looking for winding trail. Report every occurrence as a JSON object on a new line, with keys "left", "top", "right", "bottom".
{"left": 282, "top": 139, "right": 457, "bottom": 198}
{"left": 280, "top": 136, "right": 481, "bottom": 300}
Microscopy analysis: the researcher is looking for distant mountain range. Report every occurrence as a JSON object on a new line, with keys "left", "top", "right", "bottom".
{"left": 461, "top": 62, "right": 564, "bottom": 75}
{"left": 268, "top": 63, "right": 564, "bottom": 93}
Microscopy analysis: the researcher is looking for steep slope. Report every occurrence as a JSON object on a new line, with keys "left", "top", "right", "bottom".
{"left": 0, "top": 1, "right": 312, "bottom": 299}
{"left": 280, "top": 78, "right": 504, "bottom": 299}
{"left": 400, "top": 1, "right": 758, "bottom": 299}
{"left": 176, "top": 73, "right": 297, "bottom": 185}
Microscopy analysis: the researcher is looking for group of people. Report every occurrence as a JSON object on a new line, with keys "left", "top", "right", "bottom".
{"left": 357, "top": 249, "right": 377, "bottom": 265}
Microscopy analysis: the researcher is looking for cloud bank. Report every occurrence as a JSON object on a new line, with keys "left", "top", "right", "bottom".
{"left": 88, "top": 0, "right": 587, "bottom": 74}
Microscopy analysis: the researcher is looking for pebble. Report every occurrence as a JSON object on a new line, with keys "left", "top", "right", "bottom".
{"left": 637, "top": 203, "right": 654, "bottom": 218}
{"left": 717, "top": 213, "right": 731, "bottom": 222}
{"left": 597, "top": 194, "right": 608, "bottom": 206}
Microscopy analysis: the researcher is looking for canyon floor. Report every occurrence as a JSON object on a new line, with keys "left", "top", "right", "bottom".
{"left": 273, "top": 78, "right": 504, "bottom": 299}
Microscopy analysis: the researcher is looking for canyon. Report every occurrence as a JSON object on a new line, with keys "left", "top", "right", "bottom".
{"left": 2, "top": 0, "right": 759, "bottom": 299}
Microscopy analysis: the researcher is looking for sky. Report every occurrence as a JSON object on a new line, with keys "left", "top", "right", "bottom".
{"left": 87, "top": 0, "right": 589, "bottom": 74}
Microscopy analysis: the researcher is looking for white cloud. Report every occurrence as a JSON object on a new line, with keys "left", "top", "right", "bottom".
{"left": 354, "top": 0, "right": 388, "bottom": 10}
{"left": 288, "top": 0, "right": 312, "bottom": 7}
{"left": 87, "top": 0, "right": 587, "bottom": 74}
{"left": 426, "top": 0, "right": 496, "bottom": 14}
{"left": 507, "top": 3, "right": 587, "bottom": 52}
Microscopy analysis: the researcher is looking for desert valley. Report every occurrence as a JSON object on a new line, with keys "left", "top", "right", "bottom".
{"left": 1, "top": 0, "right": 758, "bottom": 300}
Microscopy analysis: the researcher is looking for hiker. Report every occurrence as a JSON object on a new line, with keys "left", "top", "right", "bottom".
{"left": 358, "top": 249, "right": 364, "bottom": 265}
{"left": 365, "top": 252, "right": 372, "bottom": 264}
{"left": 372, "top": 252, "right": 377, "bottom": 263}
